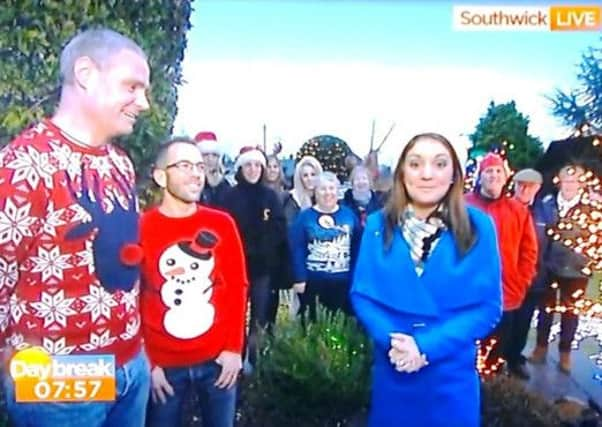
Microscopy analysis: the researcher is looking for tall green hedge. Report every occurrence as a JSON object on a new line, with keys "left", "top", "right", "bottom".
{"left": 0, "top": 0, "right": 193, "bottom": 183}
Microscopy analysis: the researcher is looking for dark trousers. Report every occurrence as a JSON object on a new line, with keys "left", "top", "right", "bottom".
{"left": 488, "top": 309, "right": 525, "bottom": 367}
{"left": 298, "top": 278, "right": 352, "bottom": 321}
{"left": 247, "top": 274, "right": 279, "bottom": 365}
{"left": 514, "top": 290, "right": 544, "bottom": 360}
{"left": 267, "top": 287, "right": 279, "bottom": 326}
{"left": 536, "top": 275, "right": 589, "bottom": 352}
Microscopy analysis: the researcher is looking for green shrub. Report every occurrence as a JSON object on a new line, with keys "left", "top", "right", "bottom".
{"left": 240, "top": 305, "right": 566, "bottom": 427}
{"left": 243, "top": 305, "right": 371, "bottom": 427}
{"left": 481, "top": 375, "right": 562, "bottom": 427}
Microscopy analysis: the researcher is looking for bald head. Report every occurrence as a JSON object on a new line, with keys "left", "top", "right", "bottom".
{"left": 60, "top": 28, "right": 146, "bottom": 86}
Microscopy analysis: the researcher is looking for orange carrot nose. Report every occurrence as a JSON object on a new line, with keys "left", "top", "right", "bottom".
{"left": 165, "top": 266, "right": 185, "bottom": 276}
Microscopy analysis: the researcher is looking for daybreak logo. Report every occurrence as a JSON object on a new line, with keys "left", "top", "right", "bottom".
{"left": 9, "top": 348, "right": 115, "bottom": 380}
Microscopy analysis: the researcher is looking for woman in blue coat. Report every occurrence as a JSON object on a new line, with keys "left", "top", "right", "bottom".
{"left": 351, "top": 133, "right": 502, "bottom": 427}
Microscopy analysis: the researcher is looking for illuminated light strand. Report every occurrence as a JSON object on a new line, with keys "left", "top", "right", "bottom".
{"left": 476, "top": 337, "right": 505, "bottom": 377}
{"left": 545, "top": 166, "right": 601, "bottom": 382}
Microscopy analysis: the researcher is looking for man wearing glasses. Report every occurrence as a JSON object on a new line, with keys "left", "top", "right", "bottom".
{"left": 139, "top": 137, "right": 248, "bottom": 427}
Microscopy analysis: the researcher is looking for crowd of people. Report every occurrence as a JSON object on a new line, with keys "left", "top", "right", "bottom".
{"left": 0, "top": 27, "right": 599, "bottom": 427}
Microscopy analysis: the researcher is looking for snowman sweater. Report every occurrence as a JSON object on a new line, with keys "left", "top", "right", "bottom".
{"left": 140, "top": 205, "right": 249, "bottom": 368}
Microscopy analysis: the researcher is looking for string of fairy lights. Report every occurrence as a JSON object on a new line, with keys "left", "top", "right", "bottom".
{"left": 470, "top": 135, "right": 602, "bottom": 379}
{"left": 544, "top": 165, "right": 602, "bottom": 381}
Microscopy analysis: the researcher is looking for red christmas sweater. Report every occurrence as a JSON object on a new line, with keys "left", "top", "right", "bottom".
{"left": 465, "top": 192, "right": 538, "bottom": 311}
{"left": 0, "top": 120, "right": 143, "bottom": 366}
{"left": 139, "top": 206, "right": 248, "bottom": 368}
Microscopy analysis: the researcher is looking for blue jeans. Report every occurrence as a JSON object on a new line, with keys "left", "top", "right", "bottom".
{"left": 3, "top": 349, "right": 150, "bottom": 427}
{"left": 146, "top": 361, "right": 236, "bottom": 427}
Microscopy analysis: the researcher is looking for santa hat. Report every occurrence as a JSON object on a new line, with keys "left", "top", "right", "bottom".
{"left": 235, "top": 146, "right": 267, "bottom": 171}
{"left": 479, "top": 153, "right": 506, "bottom": 174}
{"left": 194, "top": 131, "right": 221, "bottom": 155}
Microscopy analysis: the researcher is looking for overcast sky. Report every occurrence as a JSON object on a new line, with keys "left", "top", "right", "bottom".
{"left": 173, "top": 0, "right": 600, "bottom": 165}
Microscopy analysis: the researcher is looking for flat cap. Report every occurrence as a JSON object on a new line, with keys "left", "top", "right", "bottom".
{"left": 513, "top": 168, "right": 543, "bottom": 184}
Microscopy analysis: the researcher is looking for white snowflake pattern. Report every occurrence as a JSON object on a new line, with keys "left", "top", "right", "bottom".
{"left": 80, "top": 285, "right": 117, "bottom": 322}
{"left": 120, "top": 316, "right": 140, "bottom": 341}
{"left": 30, "top": 246, "right": 72, "bottom": 281}
{"left": 75, "top": 239, "right": 95, "bottom": 274}
{"left": 0, "top": 198, "right": 35, "bottom": 246}
{"left": 68, "top": 204, "right": 92, "bottom": 224}
{"left": 7, "top": 145, "right": 57, "bottom": 188}
{"left": 42, "top": 202, "right": 66, "bottom": 237}
{"left": 89, "top": 156, "right": 113, "bottom": 179}
{"left": 0, "top": 304, "right": 9, "bottom": 331}
{"left": 30, "top": 290, "right": 77, "bottom": 328}
{"left": 79, "top": 330, "right": 116, "bottom": 351}
{"left": 9, "top": 294, "right": 28, "bottom": 323}
{"left": 0, "top": 256, "right": 18, "bottom": 288}
{"left": 42, "top": 336, "right": 76, "bottom": 355}
{"left": 108, "top": 148, "right": 133, "bottom": 178}
{"left": 120, "top": 288, "right": 138, "bottom": 312}
{"left": 48, "top": 140, "right": 82, "bottom": 181}
{"left": 8, "top": 333, "right": 25, "bottom": 349}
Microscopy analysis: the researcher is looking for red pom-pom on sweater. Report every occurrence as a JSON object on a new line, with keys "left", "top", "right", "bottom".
{"left": 120, "top": 243, "right": 143, "bottom": 266}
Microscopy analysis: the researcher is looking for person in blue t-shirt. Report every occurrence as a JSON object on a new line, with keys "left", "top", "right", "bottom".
{"left": 289, "top": 171, "right": 361, "bottom": 318}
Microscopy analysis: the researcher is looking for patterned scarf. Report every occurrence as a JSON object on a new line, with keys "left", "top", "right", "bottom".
{"left": 400, "top": 204, "right": 447, "bottom": 276}
{"left": 557, "top": 192, "right": 580, "bottom": 217}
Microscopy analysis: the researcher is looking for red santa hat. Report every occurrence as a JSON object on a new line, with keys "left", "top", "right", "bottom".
{"left": 194, "top": 131, "right": 221, "bottom": 155}
{"left": 234, "top": 146, "right": 267, "bottom": 171}
{"left": 479, "top": 153, "right": 506, "bottom": 175}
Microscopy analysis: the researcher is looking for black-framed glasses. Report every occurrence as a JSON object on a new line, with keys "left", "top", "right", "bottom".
{"left": 165, "top": 160, "right": 205, "bottom": 173}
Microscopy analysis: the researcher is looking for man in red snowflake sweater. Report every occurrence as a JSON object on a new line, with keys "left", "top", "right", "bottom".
{"left": 0, "top": 29, "right": 150, "bottom": 427}
{"left": 140, "top": 138, "right": 248, "bottom": 427}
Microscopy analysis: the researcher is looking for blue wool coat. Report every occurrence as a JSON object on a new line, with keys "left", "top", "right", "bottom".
{"left": 351, "top": 207, "right": 502, "bottom": 427}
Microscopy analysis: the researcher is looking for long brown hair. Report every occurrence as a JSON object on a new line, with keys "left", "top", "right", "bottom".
{"left": 383, "top": 133, "right": 475, "bottom": 255}
{"left": 263, "top": 154, "right": 286, "bottom": 191}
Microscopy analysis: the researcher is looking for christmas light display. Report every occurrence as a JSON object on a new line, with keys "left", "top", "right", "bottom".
{"left": 296, "top": 135, "right": 355, "bottom": 182}
{"left": 469, "top": 139, "right": 601, "bottom": 379}
{"left": 542, "top": 165, "right": 602, "bottom": 382}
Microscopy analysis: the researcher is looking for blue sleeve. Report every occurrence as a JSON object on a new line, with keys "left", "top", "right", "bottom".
{"left": 351, "top": 292, "right": 398, "bottom": 352}
{"left": 350, "top": 215, "right": 394, "bottom": 351}
{"left": 288, "top": 212, "right": 309, "bottom": 282}
{"left": 412, "top": 213, "right": 502, "bottom": 364}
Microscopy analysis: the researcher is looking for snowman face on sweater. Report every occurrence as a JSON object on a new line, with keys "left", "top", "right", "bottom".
{"left": 158, "top": 238, "right": 217, "bottom": 339}
{"left": 158, "top": 244, "right": 215, "bottom": 285}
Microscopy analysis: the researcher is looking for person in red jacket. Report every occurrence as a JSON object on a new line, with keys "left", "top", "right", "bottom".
{"left": 465, "top": 153, "right": 537, "bottom": 379}
{"left": 140, "top": 138, "right": 248, "bottom": 427}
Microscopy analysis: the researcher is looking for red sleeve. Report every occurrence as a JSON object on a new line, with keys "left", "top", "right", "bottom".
{"left": 517, "top": 208, "right": 538, "bottom": 290}
{"left": 0, "top": 143, "right": 50, "bottom": 345}
{"left": 139, "top": 210, "right": 161, "bottom": 370}
{"left": 220, "top": 214, "right": 249, "bottom": 354}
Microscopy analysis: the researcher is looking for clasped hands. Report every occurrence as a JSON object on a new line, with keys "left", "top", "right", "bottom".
{"left": 388, "top": 333, "right": 428, "bottom": 374}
